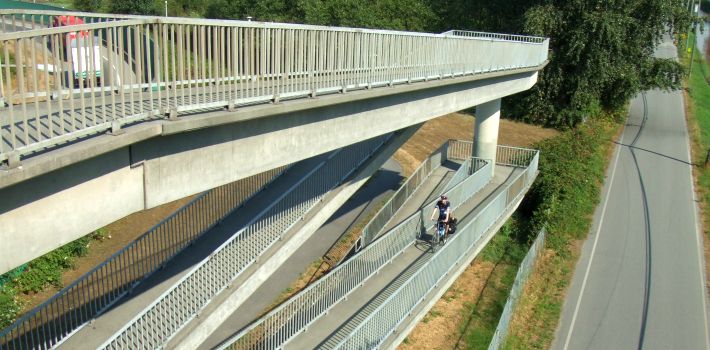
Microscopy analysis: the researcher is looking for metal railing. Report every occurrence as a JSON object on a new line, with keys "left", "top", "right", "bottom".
{"left": 442, "top": 30, "right": 547, "bottom": 43}
{"left": 0, "top": 164, "right": 289, "bottom": 350}
{"left": 0, "top": 9, "right": 132, "bottom": 34}
{"left": 217, "top": 154, "right": 494, "bottom": 350}
{"left": 447, "top": 140, "right": 539, "bottom": 168}
{"left": 488, "top": 227, "right": 546, "bottom": 350}
{"left": 100, "top": 134, "right": 392, "bottom": 349}
{"left": 0, "top": 13, "right": 549, "bottom": 162}
{"left": 357, "top": 143, "right": 446, "bottom": 248}
{"left": 331, "top": 150, "right": 539, "bottom": 349}
{"left": 443, "top": 157, "right": 473, "bottom": 193}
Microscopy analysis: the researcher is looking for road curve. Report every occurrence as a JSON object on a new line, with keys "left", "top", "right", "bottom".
{"left": 552, "top": 35, "right": 710, "bottom": 349}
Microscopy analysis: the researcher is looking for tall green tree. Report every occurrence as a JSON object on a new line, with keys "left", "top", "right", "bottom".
{"left": 73, "top": 0, "right": 103, "bottom": 12}
{"left": 108, "top": 0, "right": 156, "bottom": 15}
{"left": 506, "top": 0, "right": 697, "bottom": 127}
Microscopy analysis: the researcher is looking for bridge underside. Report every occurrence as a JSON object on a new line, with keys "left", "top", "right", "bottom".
{"left": 0, "top": 70, "right": 538, "bottom": 273}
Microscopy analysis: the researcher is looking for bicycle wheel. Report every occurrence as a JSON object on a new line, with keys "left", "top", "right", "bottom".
{"left": 431, "top": 228, "right": 440, "bottom": 251}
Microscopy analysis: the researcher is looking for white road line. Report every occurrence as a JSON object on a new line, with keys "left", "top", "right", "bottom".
{"left": 562, "top": 123, "right": 625, "bottom": 350}
{"left": 681, "top": 94, "right": 710, "bottom": 350}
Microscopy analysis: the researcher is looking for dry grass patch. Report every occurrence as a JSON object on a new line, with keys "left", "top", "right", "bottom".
{"left": 394, "top": 112, "right": 558, "bottom": 175}
{"left": 399, "top": 260, "right": 496, "bottom": 350}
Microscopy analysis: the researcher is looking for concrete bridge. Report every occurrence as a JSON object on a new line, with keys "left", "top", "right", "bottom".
{"left": 0, "top": 9, "right": 547, "bottom": 350}
{"left": 0, "top": 10, "right": 548, "bottom": 274}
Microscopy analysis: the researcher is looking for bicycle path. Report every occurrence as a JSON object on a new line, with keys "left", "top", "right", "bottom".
{"left": 552, "top": 35, "right": 710, "bottom": 350}
{"left": 195, "top": 160, "right": 457, "bottom": 349}
{"left": 284, "top": 165, "right": 520, "bottom": 349}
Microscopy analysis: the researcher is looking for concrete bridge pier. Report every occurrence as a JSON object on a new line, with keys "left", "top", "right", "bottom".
{"left": 474, "top": 98, "right": 501, "bottom": 166}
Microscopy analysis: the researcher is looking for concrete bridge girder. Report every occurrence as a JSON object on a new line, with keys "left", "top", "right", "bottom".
{"left": 0, "top": 70, "right": 538, "bottom": 274}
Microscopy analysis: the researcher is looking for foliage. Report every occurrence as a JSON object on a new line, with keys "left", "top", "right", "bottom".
{"left": 503, "top": 117, "right": 620, "bottom": 349}
{"left": 0, "top": 229, "right": 107, "bottom": 329}
{"left": 72, "top": 0, "right": 102, "bottom": 12}
{"left": 204, "top": 0, "right": 436, "bottom": 31}
{"left": 481, "top": 216, "right": 528, "bottom": 264}
{"left": 108, "top": 0, "right": 156, "bottom": 15}
{"left": 13, "top": 236, "right": 90, "bottom": 293}
{"left": 504, "top": 0, "right": 697, "bottom": 128}
{"left": 523, "top": 117, "right": 616, "bottom": 250}
{"left": 0, "top": 286, "right": 20, "bottom": 329}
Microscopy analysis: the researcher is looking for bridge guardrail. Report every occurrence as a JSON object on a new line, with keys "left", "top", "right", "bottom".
{"left": 442, "top": 30, "right": 546, "bottom": 43}
{"left": 0, "top": 15, "right": 548, "bottom": 164}
{"left": 99, "top": 134, "right": 392, "bottom": 349}
{"left": 0, "top": 164, "right": 290, "bottom": 350}
{"left": 331, "top": 149, "right": 539, "bottom": 349}
{"left": 448, "top": 140, "right": 539, "bottom": 168}
{"left": 217, "top": 148, "right": 495, "bottom": 350}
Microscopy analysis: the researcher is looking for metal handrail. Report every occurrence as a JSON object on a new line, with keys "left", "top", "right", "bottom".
{"left": 356, "top": 142, "right": 446, "bottom": 249}
{"left": 332, "top": 150, "right": 539, "bottom": 349}
{"left": 1, "top": 9, "right": 549, "bottom": 40}
{"left": 99, "top": 134, "right": 392, "bottom": 349}
{"left": 0, "top": 15, "right": 549, "bottom": 163}
{"left": 0, "top": 165, "right": 290, "bottom": 350}
{"left": 442, "top": 29, "right": 547, "bottom": 43}
{"left": 217, "top": 151, "right": 494, "bottom": 350}
{"left": 447, "top": 140, "right": 539, "bottom": 168}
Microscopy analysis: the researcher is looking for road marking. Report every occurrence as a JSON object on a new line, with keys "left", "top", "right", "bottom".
{"left": 680, "top": 93, "right": 710, "bottom": 350}
{"left": 561, "top": 121, "right": 625, "bottom": 350}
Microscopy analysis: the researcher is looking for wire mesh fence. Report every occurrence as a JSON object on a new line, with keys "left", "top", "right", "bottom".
{"left": 488, "top": 227, "right": 546, "bottom": 350}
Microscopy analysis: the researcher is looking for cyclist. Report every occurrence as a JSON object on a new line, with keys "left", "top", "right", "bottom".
{"left": 430, "top": 195, "right": 452, "bottom": 242}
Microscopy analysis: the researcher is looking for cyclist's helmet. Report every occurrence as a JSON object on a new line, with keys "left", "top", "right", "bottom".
{"left": 440, "top": 195, "right": 448, "bottom": 200}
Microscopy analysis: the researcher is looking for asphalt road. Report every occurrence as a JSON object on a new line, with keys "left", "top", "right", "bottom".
{"left": 552, "top": 36, "right": 710, "bottom": 349}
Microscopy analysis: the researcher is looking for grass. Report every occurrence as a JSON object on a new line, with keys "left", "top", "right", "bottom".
{"left": 456, "top": 218, "right": 529, "bottom": 349}
{"left": 681, "top": 30, "right": 710, "bottom": 294}
{"left": 0, "top": 229, "right": 107, "bottom": 329}
{"left": 499, "top": 117, "right": 621, "bottom": 349}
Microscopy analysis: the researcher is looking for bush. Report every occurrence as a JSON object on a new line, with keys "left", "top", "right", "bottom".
{"left": 0, "top": 286, "right": 20, "bottom": 329}
{"left": 523, "top": 117, "right": 617, "bottom": 250}
{"left": 13, "top": 236, "right": 90, "bottom": 293}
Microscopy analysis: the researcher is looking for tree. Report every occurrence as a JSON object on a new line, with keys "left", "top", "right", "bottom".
{"left": 505, "top": 0, "right": 698, "bottom": 127}
{"left": 73, "top": 0, "right": 103, "bottom": 12}
{"left": 108, "top": 0, "right": 156, "bottom": 15}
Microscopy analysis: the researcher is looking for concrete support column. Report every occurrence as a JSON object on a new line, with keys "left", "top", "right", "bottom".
{"left": 474, "top": 98, "right": 501, "bottom": 162}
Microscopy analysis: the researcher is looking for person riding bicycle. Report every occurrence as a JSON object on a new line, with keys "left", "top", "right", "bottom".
{"left": 430, "top": 195, "right": 452, "bottom": 239}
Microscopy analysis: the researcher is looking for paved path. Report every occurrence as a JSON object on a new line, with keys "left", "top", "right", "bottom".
{"left": 284, "top": 165, "right": 519, "bottom": 349}
{"left": 553, "top": 35, "right": 710, "bottom": 350}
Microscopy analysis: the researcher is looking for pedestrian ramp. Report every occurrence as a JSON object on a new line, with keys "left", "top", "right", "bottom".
{"left": 216, "top": 142, "right": 539, "bottom": 350}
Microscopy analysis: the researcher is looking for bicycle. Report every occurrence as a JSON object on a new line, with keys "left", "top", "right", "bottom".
{"left": 431, "top": 219, "right": 448, "bottom": 251}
